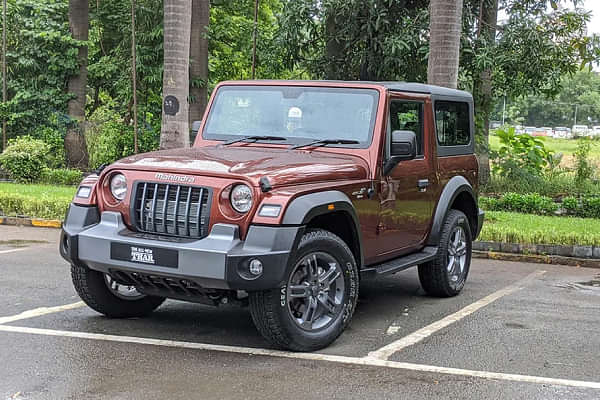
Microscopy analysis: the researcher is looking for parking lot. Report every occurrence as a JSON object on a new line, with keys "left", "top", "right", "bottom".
{"left": 1, "top": 225, "right": 599, "bottom": 399}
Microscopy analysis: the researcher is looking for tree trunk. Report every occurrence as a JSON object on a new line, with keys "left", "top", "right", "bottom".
{"left": 324, "top": 12, "right": 343, "bottom": 80}
{"left": 65, "top": 0, "right": 89, "bottom": 169}
{"left": 189, "top": 0, "right": 209, "bottom": 128}
{"left": 427, "top": 0, "right": 463, "bottom": 88}
{"left": 474, "top": 0, "right": 498, "bottom": 185}
{"left": 161, "top": 0, "right": 192, "bottom": 150}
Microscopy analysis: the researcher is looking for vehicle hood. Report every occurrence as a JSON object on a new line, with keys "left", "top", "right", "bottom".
{"left": 110, "top": 145, "right": 370, "bottom": 187}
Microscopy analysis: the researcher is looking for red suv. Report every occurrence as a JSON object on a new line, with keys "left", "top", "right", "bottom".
{"left": 61, "top": 80, "right": 484, "bottom": 351}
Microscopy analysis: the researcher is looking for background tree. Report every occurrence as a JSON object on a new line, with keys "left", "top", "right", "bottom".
{"left": 160, "top": 0, "right": 192, "bottom": 149}
{"left": 65, "top": 0, "right": 89, "bottom": 168}
{"left": 189, "top": 0, "right": 210, "bottom": 127}
{"left": 427, "top": 0, "right": 464, "bottom": 88}
{"left": 472, "top": 0, "right": 498, "bottom": 183}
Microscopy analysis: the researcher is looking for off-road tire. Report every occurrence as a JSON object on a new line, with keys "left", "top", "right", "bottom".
{"left": 71, "top": 263, "right": 165, "bottom": 318}
{"left": 418, "top": 209, "right": 472, "bottom": 297}
{"left": 249, "top": 229, "right": 359, "bottom": 352}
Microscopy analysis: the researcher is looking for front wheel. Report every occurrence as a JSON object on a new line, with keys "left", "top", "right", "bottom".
{"left": 71, "top": 263, "right": 165, "bottom": 318}
{"left": 418, "top": 209, "right": 472, "bottom": 297}
{"left": 249, "top": 229, "right": 359, "bottom": 351}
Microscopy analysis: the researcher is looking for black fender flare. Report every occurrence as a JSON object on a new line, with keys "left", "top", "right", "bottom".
{"left": 282, "top": 191, "right": 364, "bottom": 267}
{"left": 427, "top": 176, "right": 478, "bottom": 246}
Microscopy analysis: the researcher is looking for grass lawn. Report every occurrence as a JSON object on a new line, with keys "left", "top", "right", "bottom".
{"left": 0, "top": 183, "right": 76, "bottom": 220}
{"left": 0, "top": 182, "right": 76, "bottom": 200}
{"left": 480, "top": 211, "right": 600, "bottom": 246}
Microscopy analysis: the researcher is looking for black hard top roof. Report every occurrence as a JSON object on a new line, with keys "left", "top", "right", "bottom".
{"left": 230, "top": 80, "right": 473, "bottom": 99}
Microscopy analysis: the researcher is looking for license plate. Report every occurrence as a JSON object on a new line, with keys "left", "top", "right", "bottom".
{"left": 110, "top": 242, "right": 179, "bottom": 269}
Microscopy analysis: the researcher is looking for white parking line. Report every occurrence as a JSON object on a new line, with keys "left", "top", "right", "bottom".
{"left": 0, "top": 248, "right": 30, "bottom": 255}
{"left": 368, "top": 270, "right": 547, "bottom": 361}
{"left": 0, "top": 324, "right": 598, "bottom": 390}
{"left": 0, "top": 302, "right": 85, "bottom": 325}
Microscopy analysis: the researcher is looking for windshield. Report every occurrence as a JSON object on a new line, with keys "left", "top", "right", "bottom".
{"left": 202, "top": 85, "right": 379, "bottom": 147}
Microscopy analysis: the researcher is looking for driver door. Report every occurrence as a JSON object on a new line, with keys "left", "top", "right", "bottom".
{"left": 375, "top": 96, "right": 436, "bottom": 259}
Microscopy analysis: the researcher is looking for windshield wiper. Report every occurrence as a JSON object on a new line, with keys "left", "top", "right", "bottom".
{"left": 290, "top": 139, "right": 360, "bottom": 150}
{"left": 222, "top": 135, "right": 287, "bottom": 146}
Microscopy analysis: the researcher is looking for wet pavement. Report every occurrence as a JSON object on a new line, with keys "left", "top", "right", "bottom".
{"left": 0, "top": 225, "right": 599, "bottom": 399}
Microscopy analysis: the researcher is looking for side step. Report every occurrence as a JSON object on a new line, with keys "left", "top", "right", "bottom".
{"left": 361, "top": 246, "right": 438, "bottom": 278}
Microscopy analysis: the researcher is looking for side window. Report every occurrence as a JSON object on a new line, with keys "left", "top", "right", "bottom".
{"left": 389, "top": 100, "right": 424, "bottom": 156}
{"left": 435, "top": 101, "right": 470, "bottom": 147}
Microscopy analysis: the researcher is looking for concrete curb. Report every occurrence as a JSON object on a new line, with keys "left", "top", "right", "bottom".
{"left": 473, "top": 250, "right": 600, "bottom": 269}
{"left": 0, "top": 216, "right": 62, "bottom": 229}
{"left": 473, "top": 241, "right": 600, "bottom": 260}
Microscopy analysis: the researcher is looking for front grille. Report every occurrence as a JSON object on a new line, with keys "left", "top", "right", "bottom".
{"left": 132, "top": 182, "right": 211, "bottom": 239}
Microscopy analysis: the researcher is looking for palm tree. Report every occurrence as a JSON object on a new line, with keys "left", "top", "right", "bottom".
{"left": 189, "top": 0, "right": 209, "bottom": 128}
{"left": 427, "top": 0, "right": 464, "bottom": 89}
{"left": 65, "top": 0, "right": 89, "bottom": 168}
{"left": 160, "top": 0, "right": 192, "bottom": 149}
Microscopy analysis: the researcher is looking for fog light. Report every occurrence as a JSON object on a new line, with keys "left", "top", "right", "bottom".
{"left": 249, "top": 259, "right": 263, "bottom": 276}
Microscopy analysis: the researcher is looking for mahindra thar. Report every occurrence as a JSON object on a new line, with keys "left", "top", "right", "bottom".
{"left": 60, "top": 80, "right": 484, "bottom": 351}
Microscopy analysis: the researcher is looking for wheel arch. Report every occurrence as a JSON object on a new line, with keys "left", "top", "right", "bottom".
{"left": 427, "top": 176, "right": 479, "bottom": 245}
{"left": 282, "top": 191, "right": 363, "bottom": 268}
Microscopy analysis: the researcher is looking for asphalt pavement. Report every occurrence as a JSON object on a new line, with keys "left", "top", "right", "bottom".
{"left": 0, "top": 225, "right": 599, "bottom": 399}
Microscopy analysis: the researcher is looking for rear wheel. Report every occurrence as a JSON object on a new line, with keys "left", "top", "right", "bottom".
{"left": 71, "top": 263, "right": 165, "bottom": 318}
{"left": 249, "top": 229, "right": 359, "bottom": 351}
{"left": 418, "top": 209, "right": 472, "bottom": 297}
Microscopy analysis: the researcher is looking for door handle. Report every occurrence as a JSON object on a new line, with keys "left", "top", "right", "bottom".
{"left": 417, "top": 179, "right": 430, "bottom": 189}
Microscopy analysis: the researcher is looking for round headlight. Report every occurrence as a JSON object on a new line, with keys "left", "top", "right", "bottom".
{"left": 110, "top": 173, "right": 127, "bottom": 201}
{"left": 230, "top": 184, "right": 253, "bottom": 213}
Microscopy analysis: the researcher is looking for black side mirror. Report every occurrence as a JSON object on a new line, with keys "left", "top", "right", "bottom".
{"left": 383, "top": 130, "right": 417, "bottom": 175}
{"left": 191, "top": 120, "right": 202, "bottom": 135}
{"left": 190, "top": 120, "right": 202, "bottom": 144}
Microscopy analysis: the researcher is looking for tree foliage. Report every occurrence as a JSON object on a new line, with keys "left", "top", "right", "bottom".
{"left": 493, "top": 70, "right": 600, "bottom": 127}
{"left": 1, "top": 0, "right": 79, "bottom": 139}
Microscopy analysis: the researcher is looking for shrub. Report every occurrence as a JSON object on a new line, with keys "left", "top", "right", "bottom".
{"left": 0, "top": 136, "right": 50, "bottom": 183}
{"left": 561, "top": 196, "right": 578, "bottom": 214}
{"left": 39, "top": 168, "right": 83, "bottom": 186}
{"left": 87, "top": 106, "right": 160, "bottom": 170}
{"left": 573, "top": 139, "right": 595, "bottom": 186}
{"left": 31, "top": 126, "right": 66, "bottom": 169}
{"left": 581, "top": 197, "right": 600, "bottom": 219}
{"left": 490, "top": 126, "right": 555, "bottom": 179}
{"left": 478, "top": 196, "right": 499, "bottom": 211}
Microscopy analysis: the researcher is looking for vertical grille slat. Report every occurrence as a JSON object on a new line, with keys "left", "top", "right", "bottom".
{"left": 184, "top": 186, "right": 192, "bottom": 236}
{"left": 196, "top": 188, "right": 204, "bottom": 237}
{"left": 173, "top": 186, "right": 181, "bottom": 236}
{"left": 134, "top": 182, "right": 211, "bottom": 239}
{"left": 162, "top": 184, "right": 170, "bottom": 234}
{"left": 151, "top": 183, "right": 158, "bottom": 232}
{"left": 139, "top": 183, "right": 148, "bottom": 231}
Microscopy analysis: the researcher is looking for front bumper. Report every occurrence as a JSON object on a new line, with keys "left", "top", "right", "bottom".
{"left": 60, "top": 204, "right": 301, "bottom": 291}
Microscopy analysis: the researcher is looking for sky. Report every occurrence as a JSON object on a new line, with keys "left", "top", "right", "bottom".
{"left": 583, "top": 0, "right": 600, "bottom": 35}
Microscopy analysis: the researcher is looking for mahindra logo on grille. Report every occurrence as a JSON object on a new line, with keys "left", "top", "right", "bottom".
{"left": 155, "top": 173, "right": 195, "bottom": 184}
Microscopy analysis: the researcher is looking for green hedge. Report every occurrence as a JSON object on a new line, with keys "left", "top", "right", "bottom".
{"left": 0, "top": 193, "right": 70, "bottom": 220}
{"left": 561, "top": 196, "right": 600, "bottom": 219}
{"left": 39, "top": 168, "right": 83, "bottom": 186}
{"left": 480, "top": 192, "right": 600, "bottom": 219}
{"left": 480, "top": 193, "right": 559, "bottom": 215}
